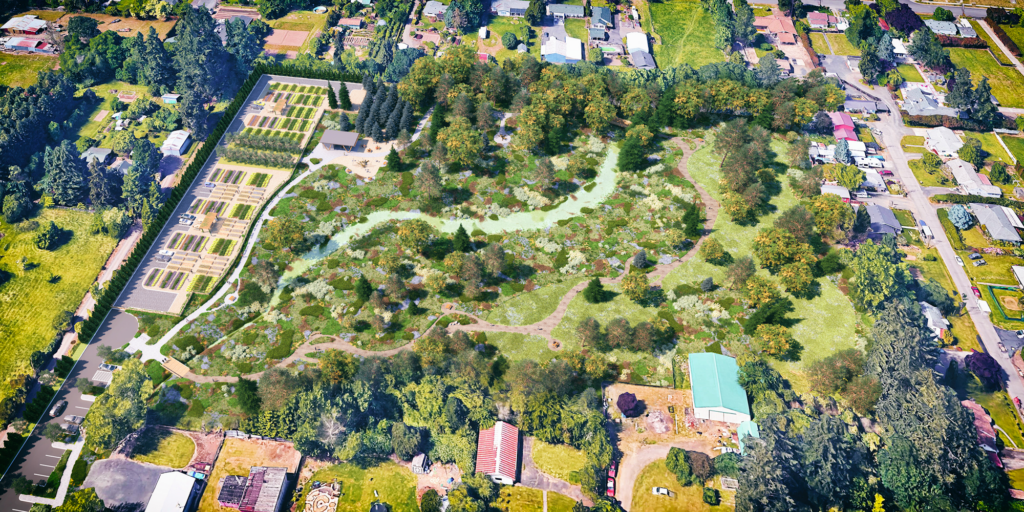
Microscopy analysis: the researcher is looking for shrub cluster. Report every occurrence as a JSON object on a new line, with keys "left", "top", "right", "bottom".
{"left": 935, "top": 35, "right": 988, "bottom": 48}
{"left": 219, "top": 146, "right": 297, "bottom": 168}
{"left": 225, "top": 131, "right": 304, "bottom": 154}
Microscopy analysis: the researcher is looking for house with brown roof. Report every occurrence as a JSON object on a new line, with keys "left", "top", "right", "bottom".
{"left": 753, "top": 14, "right": 797, "bottom": 44}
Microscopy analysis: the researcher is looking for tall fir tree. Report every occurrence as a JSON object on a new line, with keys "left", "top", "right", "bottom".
{"left": 326, "top": 81, "right": 338, "bottom": 109}
{"left": 143, "top": 27, "right": 175, "bottom": 94}
{"left": 88, "top": 161, "right": 121, "bottom": 208}
{"left": 400, "top": 102, "right": 413, "bottom": 133}
{"left": 385, "top": 106, "right": 402, "bottom": 140}
{"left": 368, "top": 121, "right": 383, "bottom": 143}
{"left": 453, "top": 224, "right": 470, "bottom": 252}
{"left": 44, "top": 141, "right": 88, "bottom": 206}
{"left": 380, "top": 84, "right": 399, "bottom": 126}
{"left": 173, "top": 7, "right": 234, "bottom": 100}
{"left": 225, "top": 17, "right": 262, "bottom": 76}
{"left": 338, "top": 83, "right": 352, "bottom": 109}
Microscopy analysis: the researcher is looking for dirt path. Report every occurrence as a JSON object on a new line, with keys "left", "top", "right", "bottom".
{"left": 447, "top": 137, "right": 710, "bottom": 342}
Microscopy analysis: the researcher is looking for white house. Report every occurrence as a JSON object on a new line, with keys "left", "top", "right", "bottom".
{"left": 161, "top": 130, "right": 192, "bottom": 157}
{"left": 490, "top": 0, "right": 529, "bottom": 17}
{"left": 145, "top": 472, "right": 201, "bottom": 512}
{"left": 948, "top": 159, "right": 1002, "bottom": 198}
{"left": 920, "top": 301, "right": 950, "bottom": 340}
{"left": 541, "top": 36, "right": 583, "bottom": 64}
{"left": 924, "top": 127, "right": 963, "bottom": 159}
{"left": 625, "top": 32, "right": 649, "bottom": 54}
{"left": 924, "top": 19, "right": 958, "bottom": 36}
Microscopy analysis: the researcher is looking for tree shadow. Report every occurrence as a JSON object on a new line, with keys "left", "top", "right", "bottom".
{"left": 781, "top": 338, "right": 804, "bottom": 362}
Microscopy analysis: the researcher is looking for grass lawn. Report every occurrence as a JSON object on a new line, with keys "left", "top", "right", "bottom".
{"left": 131, "top": 430, "right": 195, "bottom": 468}
{"left": 650, "top": 0, "right": 726, "bottom": 69}
{"left": 267, "top": 10, "right": 322, "bottom": 32}
{"left": 901, "top": 135, "right": 925, "bottom": 146}
{"left": 1001, "top": 25, "right": 1024, "bottom": 57}
{"left": 10, "top": 9, "right": 66, "bottom": 21}
{"left": 495, "top": 487, "right": 578, "bottom": 512}
{"left": 634, "top": 0, "right": 655, "bottom": 33}
{"left": 857, "top": 127, "right": 875, "bottom": 144}
{"left": 1002, "top": 135, "right": 1024, "bottom": 163}
{"left": 908, "top": 158, "right": 950, "bottom": 187}
{"left": 487, "top": 278, "right": 585, "bottom": 325}
{"left": 961, "top": 253, "right": 1022, "bottom": 286}
{"left": 564, "top": 18, "right": 589, "bottom": 47}
{"left": 294, "top": 462, "right": 418, "bottom": 512}
{"left": 0, "top": 53, "right": 58, "bottom": 88}
{"left": 484, "top": 332, "right": 557, "bottom": 362}
{"left": 0, "top": 208, "right": 117, "bottom": 406}
{"left": 896, "top": 63, "right": 925, "bottom": 82}
{"left": 1012, "top": 468, "right": 1024, "bottom": 490}
{"left": 809, "top": 32, "right": 831, "bottom": 55}
{"left": 631, "top": 460, "right": 733, "bottom": 512}
{"left": 965, "top": 376, "right": 1024, "bottom": 449}
{"left": 960, "top": 225, "right": 990, "bottom": 249}
{"left": 893, "top": 209, "right": 915, "bottom": 227}
{"left": 532, "top": 441, "right": 587, "bottom": 483}
{"left": 949, "top": 48, "right": 1024, "bottom": 108}
{"left": 484, "top": 16, "right": 532, "bottom": 53}
{"left": 964, "top": 131, "right": 1013, "bottom": 164}
{"left": 970, "top": 20, "right": 1013, "bottom": 65}
{"left": 199, "top": 439, "right": 302, "bottom": 512}
{"left": 825, "top": 33, "right": 860, "bottom": 56}
{"left": 64, "top": 13, "right": 177, "bottom": 39}
{"left": 659, "top": 138, "right": 861, "bottom": 393}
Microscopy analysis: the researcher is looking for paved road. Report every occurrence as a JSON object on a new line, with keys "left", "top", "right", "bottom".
{"left": 0, "top": 312, "right": 140, "bottom": 511}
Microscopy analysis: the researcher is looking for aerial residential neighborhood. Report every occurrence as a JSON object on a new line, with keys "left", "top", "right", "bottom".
{"left": 7, "top": 0, "right": 1024, "bottom": 511}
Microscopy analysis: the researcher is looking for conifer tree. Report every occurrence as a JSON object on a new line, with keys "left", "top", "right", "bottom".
{"left": 327, "top": 81, "right": 338, "bottom": 109}
{"left": 454, "top": 225, "right": 470, "bottom": 252}
{"left": 400, "top": 102, "right": 414, "bottom": 133}
{"left": 338, "top": 83, "right": 352, "bottom": 109}
{"left": 385, "top": 106, "right": 402, "bottom": 140}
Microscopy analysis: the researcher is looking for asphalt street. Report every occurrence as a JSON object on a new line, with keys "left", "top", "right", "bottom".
{"left": 0, "top": 312, "right": 139, "bottom": 512}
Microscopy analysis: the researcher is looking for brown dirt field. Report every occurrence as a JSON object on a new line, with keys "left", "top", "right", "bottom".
{"left": 177, "top": 429, "right": 224, "bottom": 467}
{"left": 213, "top": 7, "right": 260, "bottom": 21}
{"left": 1003, "top": 296, "right": 1022, "bottom": 311}
{"left": 199, "top": 438, "right": 303, "bottom": 512}
{"left": 605, "top": 383, "right": 720, "bottom": 456}
{"left": 62, "top": 13, "right": 178, "bottom": 39}
{"left": 265, "top": 29, "right": 309, "bottom": 47}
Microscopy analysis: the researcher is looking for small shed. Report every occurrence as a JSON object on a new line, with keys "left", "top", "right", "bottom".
{"left": 162, "top": 93, "right": 181, "bottom": 104}
{"left": 411, "top": 453, "right": 430, "bottom": 474}
{"left": 479, "top": 27, "right": 488, "bottom": 39}
{"left": 320, "top": 130, "right": 360, "bottom": 150}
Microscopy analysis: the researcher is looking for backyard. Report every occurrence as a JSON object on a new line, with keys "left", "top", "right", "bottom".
{"left": 1001, "top": 135, "right": 1024, "bottom": 163}
{"left": 495, "top": 487, "right": 577, "bottom": 512}
{"left": 130, "top": 429, "right": 195, "bottom": 469}
{"left": 630, "top": 460, "right": 734, "bottom": 512}
{"left": 531, "top": 441, "right": 588, "bottom": 483}
{"left": 650, "top": 0, "right": 727, "bottom": 69}
{"left": 0, "top": 53, "right": 58, "bottom": 88}
{"left": 824, "top": 33, "right": 860, "bottom": 56}
{"left": 949, "top": 48, "right": 1024, "bottom": 108}
{"left": 964, "top": 131, "right": 1013, "bottom": 164}
{"left": 0, "top": 208, "right": 117, "bottom": 409}
{"left": 809, "top": 32, "right": 830, "bottom": 55}
{"left": 295, "top": 462, "right": 418, "bottom": 512}
{"left": 896, "top": 63, "right": 924, "bottom": 83}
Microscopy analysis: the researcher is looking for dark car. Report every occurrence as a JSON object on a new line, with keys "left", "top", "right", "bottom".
{"left": 49, "top": 400, "right": 67, "bottom": 418}
{"left": 969, "top": 253, "right": 983, "bottom": 260}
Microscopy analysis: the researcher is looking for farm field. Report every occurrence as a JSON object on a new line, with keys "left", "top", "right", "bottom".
{"left": 650, "top": 0, "right": 726, "bottom": 69}
{"left": 0, "top": 53, "right": 58, "bottom": 88}
{"left": 198, "top": 439, "right": 301, "bottom": 512}
{"left": 131, "top": 429, "right": 195, "bottom": 469}
{"left": 0, "top": 208, "right": 117, "bottom": 405}
{"left": 295, "top": 462, "right": 418, "bottom": 512}
{"left": 949, "top": 48, "right": 1024, "bottom": 108}
{"left": 266, "top": 10, "right": 322, "bottom": 32}
{"left": 9, "top": 9, "right": 65, "bottom": 20}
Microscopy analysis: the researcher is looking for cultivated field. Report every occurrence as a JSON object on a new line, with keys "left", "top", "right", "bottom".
{"left": 949, "top": 48, "right": 1024, "bottom": 108}
{"left": 650, "top": 0, "right": 726, "bottom": 69}
{"left": 198, "top": 438, "right": 302, "bottom": 512}
{"left": 0, "top": 53, "right": 58, "bottom": 88}
{"left": 0, "top": 209, "right": 116, "bottom": 403}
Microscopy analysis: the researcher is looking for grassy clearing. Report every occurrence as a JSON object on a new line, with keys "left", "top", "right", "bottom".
{"left": 64, "top": 13, "right": 177, "bottom": 39}
{"left": 631, "top": 460, "right": 733, "bottom": 512}
{"left": 1002, "top": 136, "right": 1024, "bottom": 163}
{"left": 949, "top": 48, "right": 1024, "bottom": 108}
{"left": 964, "top": 131, "right": 1013, "bottom": 164}
{"left": 484, "top": 332, "right": 555, "bottom": 362}
{"left": 1011, "top": 468, "right": 1024, "bottom": 490}
{"left": 0, "top": 53, "right": 58, "bottom": 88}
{"left": 564, "top": 19, "right": 589, "bottom": 46}
{"left": 486, "top": 278, "right": 585, "bottom": 325}
{"left": 960, "top": 253, "right": 1021, "bottom": 286}
{"left": 10, "top": 9, "right": 66, "bottom": 21}
{"left": 131, "top": 430, "right": 195, "bottom": 468}
{"left": 907, "top": 245, "right": 982, "bottom": 352}
{"left": 896, "top": 64, "right": 925, "bottom": 82}
{"left": 294, "top": 462, "right": 418, "bottom": 512}
{"left": 495, "top": 487, "right": 578, "bottom": 512}
{"left": 809, "top": 32, "right": 832, "bottom": 55}
{"left": 532, "top": 441, "right": 587, "bottom": 482}
{"left": 267, "top": 10, "right": 321, "bottom": 32}
{"left": 825, "top": 33, "right": 860, "bottom": 56}
{"left": 901, "top": 135, "right": 925, "bottom": 146}
{"left": 0, "top": 209, "right": 116, "bottom": 403}
{"left": 970, "top": 20, "right": 1012, "bottom": 65}
{"left": 908, "top": 158, "right": 949, "bottom": 187}
{"left": 650, "top": 0, "right": 726, "bottom": 69}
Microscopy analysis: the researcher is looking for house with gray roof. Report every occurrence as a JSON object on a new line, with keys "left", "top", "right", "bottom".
{"left": 424, "top": 1, "right": 448, "bottom": 20}
{"left": 592, "top": 7, "right": 613, "bottom": 29}
{"left": 491, "top": 0, "right": 529, "bottom": 17}
{"left": 958, "top": 23, "right": 977, "bottom": 38}
{"left": 81, "top": 147, "right": 114, "bottom": 166}
{"left": 630, "top": 50, "right": 656, "bottom": 69}
{"left": 925, "top": 127, "right": 964, "bottom": 159}
{"left": 924, "top": 19, "right": 958, "bottom": 36}
{"left": 547, "top": 4, "right": 586, "bottom": 19}
{"left": 865, "top": 204, "right": 902, "bottom": 237}
{"left": 920, "top": 302, "right": 950, "bottom": 339}
{"left": 589, "top": 28, "right": 607, "bottom": 41}
{"left": 948, "top": 159, "right": 1002, "bottom": 197}
{"left": 972, "top": 203, "right": 1023, "bottom": 242}
{"left": 904, "top": 87, "right": 958, "bottom": 117}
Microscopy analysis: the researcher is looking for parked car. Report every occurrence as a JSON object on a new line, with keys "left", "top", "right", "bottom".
{"left": 652, "top": 487, "right": 675, "bottom": 497}
{"left": 969, "top": 253, "right": 983, "bottom": 260}
{"left": 974, "top": 259, "right": 987, "bottom": 267}
{"left": 60, "top": 423, "right": 79, "bottom": 435}
{"left": 49, "top": 400, "right": 67, "bottom": 418}
{"left": 999, "top": 342, "right": 1008, "bottom": 353}
{"left": 608, "top": 460, "right": 618, "bottom": 478}
{"left": 607, "top": 477, "right": 615, "bottom": 497}
{"left": 955, "top": 256, "right": 965, "bottom": 267}
{"left": 972, "top": 287, "right": 981, "bottom": 298}
{"left": 63, "top": 415, "right": 85, "bottom": 425}
{"left": 98, "top": 363, "right": 120, "bottom": 371}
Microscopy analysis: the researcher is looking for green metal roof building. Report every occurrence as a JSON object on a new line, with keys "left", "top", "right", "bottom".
{"left": 687, "top": 353, "right": 751, "bottom": 424}
{"left": 737, "top": 420, "right": 760, "bottom": 455}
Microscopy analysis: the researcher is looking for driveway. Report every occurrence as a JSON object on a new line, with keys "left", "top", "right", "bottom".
{"left": 616, "top": 441, "right": 710, "bottom": 511}
{"left": 540, "top": 16, "right": 567, "bottom": 43}
{"left": 82, "top": 458, "right": 170, "bottom": 509}
{"left": 519, "top": 437, "right": 592, "bottom": 506}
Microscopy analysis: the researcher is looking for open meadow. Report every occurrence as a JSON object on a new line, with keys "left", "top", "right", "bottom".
{"left": 650, "top": 0, "right": 726, "bottom": 69}
{"left": 949, "top": 48, "right": 1024, "bottom": 108}
{"left": 0, "top": 53, "right": 58, "bottom": 88}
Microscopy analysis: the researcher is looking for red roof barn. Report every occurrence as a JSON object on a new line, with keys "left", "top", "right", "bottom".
{"left": 476, "top": 421, "right": 519, "bottom": 485}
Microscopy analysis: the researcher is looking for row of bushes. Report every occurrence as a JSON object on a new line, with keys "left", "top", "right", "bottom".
{"left": 986, "top": 18, "right": 1022, "bottom": 57}
{"left": 936, "top": 35, "right": 988, "bottom": 48}
{"left": 933, "top": 193, "right": 1024, "bottom": 213}
{"left": 224, "top": 131, "right": 304, "bottom": 154}
{"left": 901, "top": 111, "right": 1017, "bottom": 131}
{"left": 218, "top": 146, "right": 298, "bottom": 168}
{"left": 799, "top": 31, "right": 822, "bottom": 69}
{"left": 937, "top": 207, "right": 966, "bottom": 250}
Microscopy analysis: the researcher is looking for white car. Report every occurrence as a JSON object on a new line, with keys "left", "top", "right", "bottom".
{"left": 955, "top": 256, "right": 964, "bottom": 267}
{"left": 158, "top": 250, "right": 174, "bottom": 257}
{"left": 652, "top": 487, "right": 675, "bottom": 497}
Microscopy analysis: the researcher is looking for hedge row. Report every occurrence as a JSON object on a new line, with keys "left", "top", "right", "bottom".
{"left": 901, "top": 111, "right": 1016, "bottom": 131}
{"left": 932, "top": 194, "right": 1024, "bottom": 213}
{"left": 936, "top": 35, "right": 988, "bottom": 48}
{"left": 76, "top": 63, "right": 363, "bottom": 348}
{"left": 799, "top": 31, "right": 822, "bottom": 69}
{"left": 986, "top": 18, "right": 1022, "bottom": 57}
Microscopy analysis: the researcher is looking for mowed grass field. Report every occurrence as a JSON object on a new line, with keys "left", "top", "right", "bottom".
{"left": 949, "top": 48, "right": 1024, "bottom": 108}
{"left": 896, "top": 63, "right": 924, "bottom": 82}
{"left": 650, "top": 0, "right": 726, "bottom": 69}
{"left": 0, "top": 53, "right": 58, "bottom": 88}
{"left": 1001, "top": 24, "right": 1024, "bottom": 55}
{"left": 809, "top": 32, "right": 831, "bottom": 54}
{"left": 294, "top": 462, "right": 418, "bottom": 512}
{"left": 495, "top": 487, "right": 578, "bottom": 512}
{"left": 199, "top": 439, "right": 301, "bottom": 512}
{"left": 825, "top": 33, "right": 860, "bottom": 56}
{"left": 1002, "top": 135, "right": 1024, "bottom": 163}
{"left": 0, "top": 209, "right": 116, "bottom": 401}
{"left": 532, "top": 441, "right": 588, "bottom": 482}
{"left": 131, "top": 429, "right": 195, "bottom": 468}
{"left": 631, "top": 460, "right": 734, "bottom": 512}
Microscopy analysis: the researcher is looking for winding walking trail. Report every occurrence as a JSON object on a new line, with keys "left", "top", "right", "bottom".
{"left": 168, "top": 137, "right": 712, "bottom": 382}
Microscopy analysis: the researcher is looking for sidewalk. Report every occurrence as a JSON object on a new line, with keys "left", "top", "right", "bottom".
{"left": 18, "top": 438, "right": 85, "bottom": 508}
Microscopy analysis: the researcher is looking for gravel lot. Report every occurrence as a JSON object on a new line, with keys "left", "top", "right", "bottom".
{"left": 83, "top": 458, "right": 168, "bottom": 509}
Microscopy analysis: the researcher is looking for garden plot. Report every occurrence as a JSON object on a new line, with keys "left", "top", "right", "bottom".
{"left": 210, "top": 169, "right": 247, "bottom": 184}
{"left": 168, "top": 233, "right": 209, "bottom": 253}
{"left": 187, "top": 199, "right": 229, "bottom": 216}
{"left": 144, "top": 269, "right": 190, "bottom": 291}
{"left": 199, "top": 438, "right": 301, "bottom": 512}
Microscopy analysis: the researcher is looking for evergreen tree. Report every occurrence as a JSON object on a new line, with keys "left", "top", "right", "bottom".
{"left": 400, "top": 101, "right": 414, "bottom": 133}
{"left": 684, "top": 203, "right": 702, "bottom": 238}
{"left": 385, "top": 106, "right": 402, "bottom": 140}
{"left": 326, "top": 81, "right": 338, "bottom": 109}
{"left": 122, "top": 165, "right": 154, "bottom": 217}
{"left": 173, "top": 6, "right": 234, "bottom": 100}
{"left": 225, "top": 17, "right": 262, "bottom": 76}
{"left": 44, "top": 140, "right": 88, "bottom": 206}
{"left": 143, "top": 27, "right": 174, "bottom": 93}
{"left": 854, "top": 204, "right": 870, "bottom": 233}
{"left": 368, "top": 121, "right": 384, "bottom": 143}
{"left": 834, "top": 139, "right": 852, "bottom": 164}
{"left": 943, "top": 359, "right": 959, "bottom": 386}
{"left": 618, "top": 136, "right": 644, "bottom": 172}
{"left": 361, "top": 74, "right": 375, "bottom": 96}
{"left": 380, "top": 84, "right": 399, "bottom": 126}
{"left": 337, "top": 113, "right": 351, "bottom": 131}
{"left": 583, "top": 277, "right": 605, "bottom": 303}
{"left": 355, "top": 275, "right": 373, "bottom": 301}
{"left": 88, "top": 161, "right": 121, "bottom": 208}
{"left": 877, "top": 32, "right": 895, "bottom": 62}
{"left": 756, "top": 57, "right": 782, "bottom": 88}
{"left": 179, "top": 90, "right": 210, "bottom": 139}
{"left": 338, "top": 83, "right": 352, "bottom": 109}
{"left": 383, "top": 147, "right": 401, "bottom": 172}
{"left": 973, "top": 78, "right": 999, "bottom": 127}
{"left": 367, "top": 91, "right": 385, "bottom": 131}
{"left": 454, "top": 224, "right": 470, "bottom": 252}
